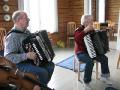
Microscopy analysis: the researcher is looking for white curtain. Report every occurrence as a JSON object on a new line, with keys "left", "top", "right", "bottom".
{"left": 18, "top": 0, "right": 58, "bottom": 33}
{"left": 117, "top": 9, "right": 120, "bottom": 51}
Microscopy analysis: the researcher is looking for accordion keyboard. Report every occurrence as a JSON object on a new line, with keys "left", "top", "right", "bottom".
{"left": 84, "top": 34, "right": 97, "bottom": 58}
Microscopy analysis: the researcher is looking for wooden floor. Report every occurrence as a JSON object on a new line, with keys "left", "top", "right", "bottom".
{"left": 48, "top": 41, "right": 120, "bottom": 90}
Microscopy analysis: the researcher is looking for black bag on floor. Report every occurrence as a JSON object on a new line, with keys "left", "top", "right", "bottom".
{"left": 105, "top": 87, "right": 119, "bottom": 90}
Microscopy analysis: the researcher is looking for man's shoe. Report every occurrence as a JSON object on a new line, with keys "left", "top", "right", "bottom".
{"left": 83, "top": 83, "right": 92, "bottom": 90}
{"left": 100, "top": 77, "right": 112, "bottom": 85}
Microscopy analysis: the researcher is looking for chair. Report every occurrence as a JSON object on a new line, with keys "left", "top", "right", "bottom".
{"left": 117, "top": 53, "right": 120, "bottom": 69}
{"left": 106, "top": 21, "right": 116, "bottom": 40}
{"left": 73, "top": 43, "right": 99, "bottom": 81}
{"left": 67, "top": 22, "right": 76, "bottom": 47}
{"left": 0, "top": 28, "right": 6, "bottom": 51}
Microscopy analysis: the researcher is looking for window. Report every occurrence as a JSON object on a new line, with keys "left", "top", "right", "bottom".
{"left": 18, "top": 0, "right": 58, "bottom": 33}
{"left": 98, "top": 0, "right": 105, "bottom": 22}
{"left": 84, "top": 0, "right": 92, "bottom": 15}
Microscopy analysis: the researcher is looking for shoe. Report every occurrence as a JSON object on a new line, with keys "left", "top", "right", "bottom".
{"left": 83, "top": 83, "right": 92, "bottom": 90}
{"left": 100, "top": 77, "right": 112, "bottom": 85}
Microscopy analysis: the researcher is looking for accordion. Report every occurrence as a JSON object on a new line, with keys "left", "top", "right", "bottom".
{"left": 84, "top": 31, "right": 109, "bottom": 58}
{"left": 22, "top": 30, "right": 55, "bottom": 66}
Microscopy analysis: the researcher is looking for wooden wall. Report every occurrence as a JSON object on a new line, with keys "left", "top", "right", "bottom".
{"left": 92, "top": 0, "right": 97, "bottom": 21}
{"left": 0, "top": 0, "right": 120, "bottom": 46}
{"left": 56, "top": 0, "right": 120, "bottom": 45}
{"left": 55, "top": 0, "right": 98, "bottom": 46}
{"left": 70, "top": 0, "right": 84, "bottom": 27}
{"left": 52, "top": 0, "right": 70, "bottom": 45}
{"left": 51, "top": 0, "right": 84, "bottom": 46}
{"left": 106, "top": 0, "right": 120, "bottom": 33}
{"left": 0, "top": 0, "right": 18, "bottom": 32}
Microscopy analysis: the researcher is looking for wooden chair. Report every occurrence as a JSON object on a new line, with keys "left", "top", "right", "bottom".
{"left": 73, "top": 43, "right": 99, "bottom": 81}
{"left": 0, "top": 28, "right": 7, "bottom": 51}
{"left": 117, "top": 53, "right": 120, "bottom": 69}
{"left": 73, "top": 56, "right": 99, "bottom": 81}
{"left": 107, "top": 22, "right": 116, "bottom": 40}
{"left": 67, "top": 22, "right": 76, "bottom": 47}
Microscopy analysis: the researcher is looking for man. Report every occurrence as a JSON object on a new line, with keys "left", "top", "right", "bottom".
{"left": 4, "top": 10, "right": 55, "bottom": 90}
{"left": 74, "top": 15, "right": 112, "bottom": 90}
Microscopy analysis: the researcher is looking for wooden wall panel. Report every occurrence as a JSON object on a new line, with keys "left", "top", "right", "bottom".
{"left": 54, "top": 0, "right": 84, "bottom": 46}
{"left": 92, "top": 0, "right": 97, "bottom": 21}
{"left": 0, "top": 0, "right": 18, "bottom": 32}
{"left": 0, "top": 0, "right": 17, "bottom": 5}
{"left": 70, "top": 0, "right": 84, "bottom": 27}
{"left": 0, "top": 0, "right": 84, "bottom": 47}
{"left": 2, "top": 0, "right": 119, "bottom": 47}
{"left": 106, "top": 0, "right": 120, "bottom": 33}
{"left": 56, "top": 0, "right": 70, "bottom": 46}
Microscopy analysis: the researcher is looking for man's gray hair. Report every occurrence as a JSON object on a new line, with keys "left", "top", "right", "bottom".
{"left": 81, "top": 15, "right": 92, "bottom": 25}
{"left": 12, "top": 10, "right": 25, "bottom": 23}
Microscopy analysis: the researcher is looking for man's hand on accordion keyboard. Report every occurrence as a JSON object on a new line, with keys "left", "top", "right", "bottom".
{"left": 26, "top": 52, "right": 37, "bottom": 60}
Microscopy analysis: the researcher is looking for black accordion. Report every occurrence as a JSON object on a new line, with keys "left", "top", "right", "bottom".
{"left": 22, "top": 30, "right": 55, "bottom": 66}
{"left": 84, "top": 31, "right": 109, "bottom": 58}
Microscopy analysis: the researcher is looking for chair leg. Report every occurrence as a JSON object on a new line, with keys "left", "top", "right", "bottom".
{"left": 67, "top": 38, "right": 70, "bottom": 47}
{"left": 117, "top": 54, "right": 120, "bottom": 69}
{"left": 77, "top": 61, "right": 99, "bottom": 82}
{"left": 73, "top": 58, "right": 76, "bottom": 72}
{"left": 96, "top": 61, "right": 99, "bottom": 79}
{"left": 78, "top": 61, "right": 80, "bottom": 81}
{"left": 67, "top": 38, "right": 69, "bottom": 47}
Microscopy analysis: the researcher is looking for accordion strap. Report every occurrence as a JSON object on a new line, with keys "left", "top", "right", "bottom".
{"left": 6, "top": 29, "right": 28, "bottom": 36}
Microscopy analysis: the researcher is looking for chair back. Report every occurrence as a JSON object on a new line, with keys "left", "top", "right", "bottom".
{"left": 66, "top": 22, "right": 76, "bottom": 47}
{"left": 67, "top": 22, "right": 76, "bottom": 36}
{"left": 0, "top": 28, "right": 7, "bottom": 51}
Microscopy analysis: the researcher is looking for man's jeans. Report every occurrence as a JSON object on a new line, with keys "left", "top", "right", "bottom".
{"left": 76, "top": 52, "right": 110, "bottom": 83}
{"left": 16, "top": 62, "right": 55, "bottom": 85}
